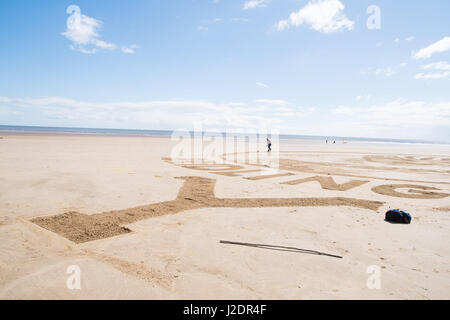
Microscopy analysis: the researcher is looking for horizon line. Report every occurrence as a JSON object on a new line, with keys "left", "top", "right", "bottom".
{"left": 0, "top": 124, "right": 448, "bottom": 145}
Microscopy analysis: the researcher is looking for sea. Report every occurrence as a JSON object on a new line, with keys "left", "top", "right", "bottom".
{"left": 0, "top": 125, "right": 447, "bottom": 146}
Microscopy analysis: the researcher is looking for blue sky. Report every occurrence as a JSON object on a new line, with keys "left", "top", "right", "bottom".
{"left": 0, "top": 0, "right": 449, "bottom": 141}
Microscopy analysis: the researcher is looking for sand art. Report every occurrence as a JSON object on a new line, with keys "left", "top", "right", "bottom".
{"left": 210, "top": 169, "right": 262, "bottom": 177}
{"left": 164, "top": 156, "right": 450, "bottom": 196}
{"left": 277, "top": 158, "right": 450, "bottom": 184}
{"left": 31, "top": 176, "right": 384, "bottom": 243}
{"left": 84, "top": 249, "right": 172, "bottom": 288}
{"left": 178, "top": 153, "right": 450, "bottom": 185}
{"left": 282, "top": 176, "right": 369, "bottom": 191}
{"left": 245, "top": 173, "right": 295, "bottom": 181}
{"left": 28, "top": 152, "right": 448, "bottom": 259}
{"left": 363, "top": 155, "right": 450, "bottom": 166}
{"left": 372, "top": 184, "right": 449, "bottom": 199}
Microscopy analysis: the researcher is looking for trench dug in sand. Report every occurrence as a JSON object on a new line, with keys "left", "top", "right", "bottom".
{"left": 282, "top": 176, "right": 369, "bottom": 191}
{"left": 371, "top": 184, "right": 449, "bottom": 199}
{"left": 31, "top": 176, "right": 384, "bottom": 244}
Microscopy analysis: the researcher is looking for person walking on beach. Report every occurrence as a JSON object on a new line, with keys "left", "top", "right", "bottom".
{"left": 266, "top": 137, "right": 272, "bottom": 152}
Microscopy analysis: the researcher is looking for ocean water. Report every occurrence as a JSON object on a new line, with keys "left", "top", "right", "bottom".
{"left": 0, "top": 125, "right": 172, "bottom": 136}
{"left": 0, "top": 125, "right": 446, "bottom": 146}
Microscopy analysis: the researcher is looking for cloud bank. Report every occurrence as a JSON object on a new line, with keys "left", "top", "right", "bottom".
{"left": 1, "top": 96, "right": 449, "bottom": 141}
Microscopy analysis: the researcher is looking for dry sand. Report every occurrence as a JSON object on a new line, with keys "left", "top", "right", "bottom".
{"left": 0, "top": 134, "right": 449, "bottom": 299}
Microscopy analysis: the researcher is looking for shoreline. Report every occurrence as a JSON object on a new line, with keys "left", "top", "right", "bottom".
{"left": 1, "top": 125, "right": 447, "bottom": 146}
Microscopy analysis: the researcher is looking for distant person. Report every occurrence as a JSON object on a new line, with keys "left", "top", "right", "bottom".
{"left": 326, "top": 139, "right": 328, "bottom": 144}
{"left": 266, "top": 137, "right": 272, "bottom": 152}
{"left": 333, "top": 140, "right": 336, "bottom": 144}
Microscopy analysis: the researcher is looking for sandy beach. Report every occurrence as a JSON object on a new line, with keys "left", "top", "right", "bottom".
{"left": 0, "top": 134, "right": 449, "bottom": 299}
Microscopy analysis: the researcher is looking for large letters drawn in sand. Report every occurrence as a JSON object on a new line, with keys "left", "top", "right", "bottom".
{"left": 32, "top": 176, "right": 384, "bottom": 244}
{"left": 282, "top": 176, "right": 369, "bottom": 191}
{"left": 372, "top": 184, "right": 449, "bottom": 199}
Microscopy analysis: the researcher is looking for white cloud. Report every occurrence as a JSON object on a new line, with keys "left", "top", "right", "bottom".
{"left": 276, "top": 0, "right": 354, "bottom": 34}
{"left": 121, "top": 44, "right": 139, "bottom": 54}
{"left": 121, "top": 48, "right": 134, "bottom": 54}
{"left": 61, "top": 5, "right": 137, "bottom": 55}
{"left": 394, "top": 36, "right": 414, "bottom": 43}
{"left": 291, "top": 99, "right": 450, "bottom": 141}
{"left": 93, "top": 39, "right": 116, "bottom": 50}
{"left": 3, "top": 96, "right": 448, "bottom": 141}
{"left": 62, "top": 5, "right": 116, "bottom": 53}
{"left": 375, "top": 67, "right": 394, "bottom": 77}
{"left": 201, "top": 18, "right": 222, "bottom": 24}
{"left": 333, "top": 99, "right": 450, "bottom": 129}
{"left": 243, "top": 0, "right": 268, "bottom": 10}
{"left": 415, "top": 61, "right": 450, "bottom": 80}
{"left": 256, "top": 82, "right": 269, "bottom": 88}
{"left": 361, "top": 67, "right": 395, "bottom": 77}
{"left": 231, "top": 18, "right": 250, "bottom": 22}
{"left": 0, "top": 96, "right": 312, "bottom": 132}
{"left": 355, "top": 94, "right": 371, "bottom": 102}
{"left": 421, "top": 61, "right": 450, "bottom": 71}
{"left": 197, "top": 18, "right": 222, "bottom": 32}
{"left": 415, "top": 72, "right": 450, "bottom": 80}
{"left": 255, "top": 99, "right": 289, "bottom": 106}
{"left": 413, "top": 37, "right": 450, "bottom": 59}
{"left": 73, "top": 46, "right": 97, "bottom": 55}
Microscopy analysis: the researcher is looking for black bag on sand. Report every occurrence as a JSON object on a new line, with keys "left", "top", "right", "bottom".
{"left": 385, "top": 209, "right": 412, "bottom": 224}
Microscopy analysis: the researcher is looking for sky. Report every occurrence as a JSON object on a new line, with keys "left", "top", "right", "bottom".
{"left": 0, "top": 0, "right": 449, "bottom": 142}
